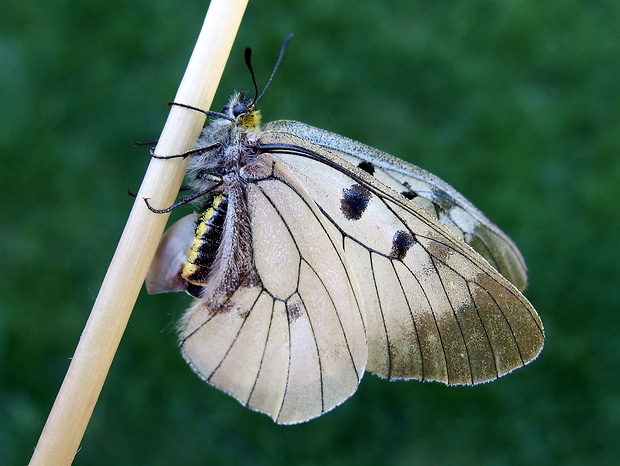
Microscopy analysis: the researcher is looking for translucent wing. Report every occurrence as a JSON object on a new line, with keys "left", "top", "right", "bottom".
{"left": 264, "top": 120, "right": 528, "bottom": 291}
{"left": 259, "top": 130, "right": 544, "bottom": 384}
{"left": 149, "top": 157, "right": 367, "bottom": 424}
{"left": 146, "top": 213, "right": 197, "bottom": 294}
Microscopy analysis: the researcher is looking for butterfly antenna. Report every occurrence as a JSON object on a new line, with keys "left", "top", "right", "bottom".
{"left": 248, "top": 33, "right": 294, "bottom": 106}
{"left": 244, "top": 47, "right": 260, "bottom": 104}
{"left": 168, "top": 102, "right": 235, "bottom": 122}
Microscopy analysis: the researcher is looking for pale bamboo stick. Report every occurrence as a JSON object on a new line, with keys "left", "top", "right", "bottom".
{"left": 29, "top": 1, "right": 249, "bottom": 464}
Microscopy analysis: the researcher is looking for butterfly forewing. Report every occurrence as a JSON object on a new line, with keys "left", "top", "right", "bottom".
{"left": 259, "top": 130, "right": 543, "bottom": 385}
{"left": 264, "top": 121, "right": 528, "bottom": 291}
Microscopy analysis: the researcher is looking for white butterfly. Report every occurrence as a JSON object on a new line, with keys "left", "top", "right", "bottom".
{"left": 146, "top": 41, "right": 543, "bottom": 425}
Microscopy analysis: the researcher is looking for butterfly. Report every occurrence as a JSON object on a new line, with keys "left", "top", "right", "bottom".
{"left": 145, "top": 35, "right": 544, "bottom": 425}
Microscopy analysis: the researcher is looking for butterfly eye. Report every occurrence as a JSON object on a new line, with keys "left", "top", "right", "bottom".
{"left": 232, "top": 102, "right": 248, "bottom": 116}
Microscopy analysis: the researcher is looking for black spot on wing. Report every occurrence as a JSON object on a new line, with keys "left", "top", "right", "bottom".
{"left": 341, "top": 184, "right": 371, "bottom": 221}
{"left": 431, "top": 188, "right": 458, "bottom": 211}
{"left": 400, "top": 182, "right": 418, "bottom": 200}
{"left": 357, "top": 161, "right": 375, "bottom": 175}
{"left": 286, "top": 300, "right": 303, "bottom": 322}
{"left": 390, "top": 230, "right": 416, "bottom": 260}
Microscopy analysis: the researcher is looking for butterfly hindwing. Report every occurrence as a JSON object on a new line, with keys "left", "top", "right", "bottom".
{"left": 172, "top": 155, "right": 367, "bottom": 424}
{"left": 264, "top": 120, "right": 528, "bottom": 291}
{"left": 146, "top": 213, "right": 198, "bottom": 294}
{"left": 259, "top": 129, "right": 544, "bottom": 385}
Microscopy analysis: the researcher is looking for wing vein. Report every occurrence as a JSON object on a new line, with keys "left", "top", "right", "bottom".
{"left": 390, "top": 258, "right": 425, "bottom": 380}
{"left": 246, "top": 296, "right": 278, "bottom": 407}
{"left": 370, "top": 252, "right": 392, "bottom": 378}
{"left": 466, "top": 280, "right": 500, "bottom": 380}
{"left": 207, "top": 291, "right": 262, "bottom": 383}
{"left": 260, "top": 175, "right": 367, "bottom": 337}
{"left": 431, "top": 255, "right": 474, "bottom": 384}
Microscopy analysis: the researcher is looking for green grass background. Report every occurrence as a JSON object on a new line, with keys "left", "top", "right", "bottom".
{"left": 2, "top": 0, "right": 619, "bottom": 464}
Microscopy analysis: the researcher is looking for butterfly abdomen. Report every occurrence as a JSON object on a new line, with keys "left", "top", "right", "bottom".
{"left": 181, "top": 194, "right": 228, "bottom": 287}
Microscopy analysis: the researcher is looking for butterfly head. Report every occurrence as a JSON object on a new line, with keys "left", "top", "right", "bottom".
{"left": 221, "top": 92, "right": 262, "bottom": 130}
{"left": 216, "top": 33, "right": 293, "bottom": 132}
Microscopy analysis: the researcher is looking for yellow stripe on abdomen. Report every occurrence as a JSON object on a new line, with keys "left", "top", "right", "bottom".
{"left": 181, "top": 194, "right": 228, "bottom": 287}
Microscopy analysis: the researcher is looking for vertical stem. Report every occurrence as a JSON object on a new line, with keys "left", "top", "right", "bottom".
{"left": 29, "top": 1, "right": 249, "bottom": 464}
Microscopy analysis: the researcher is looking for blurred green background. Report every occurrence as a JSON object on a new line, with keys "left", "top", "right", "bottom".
{"left": 2, "top": 0, "right": 619, "bottom": 464}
